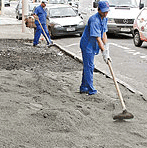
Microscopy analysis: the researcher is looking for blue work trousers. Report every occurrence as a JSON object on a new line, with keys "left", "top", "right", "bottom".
{"left": 33, "top": 24, "right": 51, "bottom": 45}
{"left": 80, "top": 51, "right": 97, "bottom": 95}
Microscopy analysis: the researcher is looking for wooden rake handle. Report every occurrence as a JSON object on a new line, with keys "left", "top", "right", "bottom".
{"left": 37, "top": 19, "right": 50, "bottom": 43}
{"left": 107, "top": 60, "right": 126, "bottom": 111}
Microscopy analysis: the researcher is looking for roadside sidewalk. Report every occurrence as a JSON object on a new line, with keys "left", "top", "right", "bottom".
{"left": 0, "top": 24, "right": 34, "bottom": 39}
{"left": 0, "top": 14, "right": 34, "bottom": 40}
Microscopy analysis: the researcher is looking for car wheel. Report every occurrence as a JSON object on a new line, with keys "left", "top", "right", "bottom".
{"left": 133, "top": 31, "right": 143, "bottom": 47}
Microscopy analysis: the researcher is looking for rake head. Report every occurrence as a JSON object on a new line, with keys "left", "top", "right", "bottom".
{"left": 113, "top": 110, "right": 134, "bottom": 120}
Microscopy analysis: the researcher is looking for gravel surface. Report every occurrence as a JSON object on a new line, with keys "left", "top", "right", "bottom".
{"left": 0, "top": 39, "right": 147, "bottom": 148}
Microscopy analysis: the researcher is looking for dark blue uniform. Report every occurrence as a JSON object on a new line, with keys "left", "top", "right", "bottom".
{"left": 80, "top": 12, "right": 108, "bottom": 95}
{"left": 33, "top": 5, "right": 51, "bottom": 46}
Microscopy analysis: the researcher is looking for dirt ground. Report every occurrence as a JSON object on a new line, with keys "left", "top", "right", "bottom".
{"left": 0, "top": 39, "right": 147, "bottom": 148}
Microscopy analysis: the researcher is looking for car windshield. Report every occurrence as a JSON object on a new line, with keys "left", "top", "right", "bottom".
{"left": 48, "top": 0, "right": 66, "bottom": 4}
{"left": 49, "top": 7, "right": 77, "bottom": 18}
{"left": 100, "top": 0, "right": 138, "bottom": 7}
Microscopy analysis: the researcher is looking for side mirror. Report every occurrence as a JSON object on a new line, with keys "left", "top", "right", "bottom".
{"left": 93, "top": 1, "right": 98, "bottom": 8}
{"left": 139, "top": 3, "right": 144, "bottom": 9}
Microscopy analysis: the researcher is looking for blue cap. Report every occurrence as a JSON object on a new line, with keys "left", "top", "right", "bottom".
{"left": 42, "top": 0, "right": 48, "bottom": 4}
{"left": 98, "top": 1, "right": 110, "bottom": 12}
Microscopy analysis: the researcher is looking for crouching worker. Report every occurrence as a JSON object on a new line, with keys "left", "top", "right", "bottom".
{"left": 33, "top": 0, "right": 52, "bottom": 47}
{"left": 80, "top": 1, "right": 111, "bottom": 95}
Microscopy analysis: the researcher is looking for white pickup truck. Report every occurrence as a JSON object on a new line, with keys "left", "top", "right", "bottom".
{"left": 78, "top": 0, "right": 145, "bottom": 35}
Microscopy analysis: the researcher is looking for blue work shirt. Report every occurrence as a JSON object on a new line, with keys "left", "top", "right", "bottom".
{"left": 34, "top": 5, "right": 47, "bottom": 25}
{"left": 80, "top": 12, "right": 108, "bottom": 55}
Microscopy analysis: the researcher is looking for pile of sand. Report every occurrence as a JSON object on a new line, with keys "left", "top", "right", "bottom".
{"left": 0, "top": 39, "right": 147, "bottom": 148}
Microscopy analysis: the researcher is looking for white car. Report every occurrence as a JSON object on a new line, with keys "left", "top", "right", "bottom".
{"left": 46, "top": 4, "right": 85, "bottom": 38}
{"left": 0, "top": 0, "right": 10, "bottom": 8}
{"left": 78, "top": 0, "right": 145, "bottom": 35}
{"left": 100, "top": 0, "right": 144, "bottom": 35}
{"left": 133, "top": 7, "right": 147, "bottom": 47}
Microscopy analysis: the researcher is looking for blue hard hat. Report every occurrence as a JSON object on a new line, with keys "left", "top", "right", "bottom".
{"left": 98, "top": 1, "right": 110, "bottom": 12}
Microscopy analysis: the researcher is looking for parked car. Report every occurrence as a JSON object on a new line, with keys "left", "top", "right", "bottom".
{"left": 0, "top": 0, "right": 10, "bottom": 9}
{"left": 79, "top": 0, "right": 145, "bottom": 35}
{"left": 15, "top": 0, "right": 66, "bottom": 20}
{"left": 46, "top": 4, "right": 85, "bottom": 38}
{"left": 4, "top": 0, "right": 10, "bottom": 7}
{"left": 133, "top": 7, "right": 147, "bottom": 47}
{"left": 15, "top": 1, "right": 40, "bottom": 20}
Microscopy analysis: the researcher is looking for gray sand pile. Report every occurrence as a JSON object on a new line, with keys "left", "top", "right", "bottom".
{"left": 0, "top": 39, "right": 147, "bottom": 148}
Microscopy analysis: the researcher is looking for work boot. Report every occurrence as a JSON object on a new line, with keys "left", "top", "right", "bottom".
{"left": 88, "top": 89, "right": 97, "bottom": 95}
{"left": 80, "top": 87, "right": 89, "bottom": 94}
{"left": 47, "top": 41, "right": 54, "bottom": 48}
{"left": 33, "top": 44, "right": 40, "bottom": 47}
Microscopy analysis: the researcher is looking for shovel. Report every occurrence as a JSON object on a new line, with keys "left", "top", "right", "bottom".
{"left": 107, "top": 60, "right": 134, "bottom": 120}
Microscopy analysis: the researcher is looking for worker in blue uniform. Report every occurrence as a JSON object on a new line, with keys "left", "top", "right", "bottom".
{"left": 33, "top": 0, "right": 52, "bottom": 47}
{"left": 80, "top": 1, "right": 111, "bottom": 95}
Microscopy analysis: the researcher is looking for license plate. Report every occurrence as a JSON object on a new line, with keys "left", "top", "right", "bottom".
{"left": 120, "top": 28, "right": 130, "bottom": 32}
{"left": 66, "top": 27, "right": 75, "bottom": 31}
